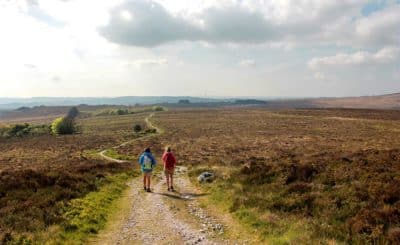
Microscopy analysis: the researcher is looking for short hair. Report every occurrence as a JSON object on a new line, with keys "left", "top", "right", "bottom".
{"left": 165, "top": 146, "right": 171, "bottom": 152}
{"left": 145, "top": 147, "right": 151, "bottom": 153}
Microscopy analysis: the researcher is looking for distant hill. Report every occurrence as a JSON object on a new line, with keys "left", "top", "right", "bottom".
{"left": 1, "top": 93, "right": 399, "bottom": 111}
{"left": 310, "top": 93, "right": 400, "bottom": 109}
{"left": 0, "top": 96, "right": 226, "bottom": 110}
{"left": 265, "top": 93, "right": 400, "bottom": 110}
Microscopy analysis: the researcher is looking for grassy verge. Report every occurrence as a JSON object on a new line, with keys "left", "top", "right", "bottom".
{"left": 58, "top": 171, "right": 139, "bottom": 243}
{"left": 188, "top": 166, "right": 317, "bottom": 244}
{"left": 22, "top": 171, "right": 139, "bottom": 244}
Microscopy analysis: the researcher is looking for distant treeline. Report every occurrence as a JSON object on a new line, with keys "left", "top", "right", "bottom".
{"left": 234, "top": 99, "right": 267, "bottom": 105}
{"left": 95, "top": 106, "right": 165, "bottom": 116}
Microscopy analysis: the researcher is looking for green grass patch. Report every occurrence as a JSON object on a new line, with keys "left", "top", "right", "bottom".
{"left": 52, "top": 171, "right": 137, "bottom": 244}
{"left": 103, "top": 149, "right": 133, "bottom": 161}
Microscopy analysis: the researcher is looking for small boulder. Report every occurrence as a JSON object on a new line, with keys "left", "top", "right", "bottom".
{"left": 198, "top": 172, "right": 214, "bottom": 183}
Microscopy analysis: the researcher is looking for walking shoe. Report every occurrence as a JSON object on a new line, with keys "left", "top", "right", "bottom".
{"left": 167, "top": 187, "right": 171, "bottom": 191}
{"left": 170, "top": 186, "right": 174, "bottom": 191}
{"left": 146, "top": 188, "right": 151, "bottom": 192}
{"left": 144, "top": 186, "right": 146, "bottom": 191}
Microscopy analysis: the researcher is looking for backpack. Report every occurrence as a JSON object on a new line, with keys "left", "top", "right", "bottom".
{"left": 165, "top": 153, "right": 175, "bottom": 169}
{"left": 143, "top": 154, "right": 153, "bottom": 170}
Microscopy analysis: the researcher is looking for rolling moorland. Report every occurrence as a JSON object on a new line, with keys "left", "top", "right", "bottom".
{"left": 0, "top": 105, "right": 400, "bottom": 244}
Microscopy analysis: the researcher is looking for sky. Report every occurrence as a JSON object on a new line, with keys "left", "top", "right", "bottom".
{"left": 0, "top": 0, "right": 399, "bottom": 98}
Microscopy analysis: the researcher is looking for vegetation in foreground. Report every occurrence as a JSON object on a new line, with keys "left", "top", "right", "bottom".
{"left": 0, "top": 160, "right": 134, "bottom": 244}
{"left": 58, "top": 171, "right": 139, "bottom": 243}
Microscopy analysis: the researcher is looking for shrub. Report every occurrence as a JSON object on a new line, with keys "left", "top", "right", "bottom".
{"left": 116, "top": 109, "right": 128, "bottom": 115}
{"left": 67, "top": 107, "right": 79, "bottom": 119}
{"left": 10, "top": 123, "right": 30, "bottom": 137}
{"left": 145, "top": 128, "right": 157, "bottom": 134}
{"left": 133, "top": 124, "right": 142, "bottom": 133}
{"left": 0, "top": 123, "right": 50, "bottom": 138}
{"left": 153, "top": 106, "right": 165, "bottom": 112}
{"left": 51, "top": 117, "right": 76, "bottom": 135}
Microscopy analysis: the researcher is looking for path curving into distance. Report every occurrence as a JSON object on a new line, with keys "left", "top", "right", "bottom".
{"left": 98, "top": 113, "right": 160, "bottom": 163}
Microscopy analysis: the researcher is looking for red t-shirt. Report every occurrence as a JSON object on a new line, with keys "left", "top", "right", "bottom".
{"left": 162, "top": 152, "right": 176, "bottom": 170}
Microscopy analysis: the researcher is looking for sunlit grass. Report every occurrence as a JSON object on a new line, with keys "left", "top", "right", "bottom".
{"left": 53, "top": 171, "right": 138, "bottom": 244}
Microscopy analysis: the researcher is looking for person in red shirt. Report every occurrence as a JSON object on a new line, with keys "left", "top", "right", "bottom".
{"left": 162, "top": 146, "right": 177, "bottom": 191}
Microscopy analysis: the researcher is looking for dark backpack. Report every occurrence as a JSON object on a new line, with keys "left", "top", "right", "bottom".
{"left": 165, "top": 153, "right": 175, "bottom": 169}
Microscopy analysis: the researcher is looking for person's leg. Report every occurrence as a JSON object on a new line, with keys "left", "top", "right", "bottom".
{"left": 165, "top": 170, "right": 170, "bottom": 190}
{"left": 143, "top": 173, "right": 146, "bottom": 190}
{"left": 147, "top": 173, "right": 151, "bottom": 190}
{"left": 170, "top": 172, "right": 174, "bottom": 190}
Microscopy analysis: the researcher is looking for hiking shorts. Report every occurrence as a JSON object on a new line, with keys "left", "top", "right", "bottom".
{"left": 142, "top": 170, "right": 152, "bottom": 176}
{"left": 164, "top": 168, "right": 175, "bottom": 176}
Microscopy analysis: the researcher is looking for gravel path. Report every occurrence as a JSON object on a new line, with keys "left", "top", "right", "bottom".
{"left": 94, "top": 167, "right": 234, "bottom": 245}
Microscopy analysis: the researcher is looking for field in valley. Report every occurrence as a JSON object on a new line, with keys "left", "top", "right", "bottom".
{"left": 1, "top": 106, "right": 400, "bottom": 243}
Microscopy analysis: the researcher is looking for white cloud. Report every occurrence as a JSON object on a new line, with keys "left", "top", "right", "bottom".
{"left": 355, "top": 5, "right": 400, "bottom": 46}
{"left": 308, "top": 46, "right": 400, "bottom": 70}
{"left": 15, "top": 0, "right": 400, "bottom": 50}
{"left": 122, "top": 58, "right": 168, "bottom": 69}
{"left": 99, "top": 1, "right": 276, "bottom": 47}
{"left": 313, "top": 72, "right": 326, "bottom": 80}
{"left": 239, "top": 59, "right": 255, "bottom": 67}
{"left": 99, "top": 0, "right": 399, "bottom": 49}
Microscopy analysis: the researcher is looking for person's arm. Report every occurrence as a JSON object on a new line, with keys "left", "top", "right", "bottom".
{"left": 162, "top": 152, "right": 167, "bottom": 163}
{"left": 138, "top": 154, "right": 143, "bottom": 166}
{"left": 151, "top": 154, "right": 157, "bottom": 166}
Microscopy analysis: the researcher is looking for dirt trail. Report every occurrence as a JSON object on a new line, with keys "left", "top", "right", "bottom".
{"left": 94, "top": 167, "right": 234, "bottom": 244}
{"left": 95, "top": 113, "right": 250, "bottom": 245}
{"left": 98, "top": 113, "right": 159, "bottom": 163}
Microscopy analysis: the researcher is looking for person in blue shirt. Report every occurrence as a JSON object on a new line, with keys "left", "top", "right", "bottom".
{"left": 139, "top": 147, "right": 157, "bottom": 192}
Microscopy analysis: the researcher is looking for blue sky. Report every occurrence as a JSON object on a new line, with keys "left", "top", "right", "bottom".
{"left": 0, "top": 0, "right": 399, "bottom": 98}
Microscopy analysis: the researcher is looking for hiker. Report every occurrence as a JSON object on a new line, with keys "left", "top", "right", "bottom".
{"left": 162, "top": 146, "right": 177, "bottom": 191}
{"left": 139, "top": 147, "right": 157, "bottom": 192}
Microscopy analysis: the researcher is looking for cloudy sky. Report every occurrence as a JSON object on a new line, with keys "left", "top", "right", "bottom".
{"left": 0, "top": 0, "right": 399, "bottom": 98}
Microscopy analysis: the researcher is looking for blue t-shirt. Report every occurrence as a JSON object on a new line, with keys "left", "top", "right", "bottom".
{"left": 139, "top": 152, "right": 156, "bottom": 172}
